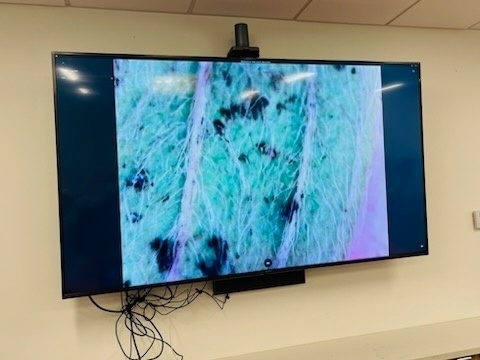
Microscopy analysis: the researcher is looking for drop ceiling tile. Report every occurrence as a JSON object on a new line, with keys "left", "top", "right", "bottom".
{"left": 193, "top": 0, "right": 309, "bottom": 20}
{"left": 297, "top": 0, "right": 418, "bottom": 25}
{"left": 0, "top": 0, "right": 64, "bottom": 5}
{"left": 69, "top": 0, "right": 192, "bottom": 13}
{"left": 391, "top": 0, "right": 480, "bottom": 29}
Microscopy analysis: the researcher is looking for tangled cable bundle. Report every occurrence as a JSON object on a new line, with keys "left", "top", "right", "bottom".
{"left": 89, "top": 283, "right": 229, "bottom": 360}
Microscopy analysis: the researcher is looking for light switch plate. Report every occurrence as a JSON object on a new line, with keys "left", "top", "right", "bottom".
{"left": 472, "top": 211, "right": 480, "bottom": 230}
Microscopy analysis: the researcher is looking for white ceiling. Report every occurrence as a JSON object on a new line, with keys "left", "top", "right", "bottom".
{"left": 2, "top": 0, "right": 480, "bottom": 30}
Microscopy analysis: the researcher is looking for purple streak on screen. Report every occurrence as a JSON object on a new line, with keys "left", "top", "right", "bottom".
{"left": 347, "top": 111, "right": 389, "bottom": 260}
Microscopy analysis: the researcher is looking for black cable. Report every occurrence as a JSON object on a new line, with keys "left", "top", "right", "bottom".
{"left": 90, "top": 282, "right": 229, "bottom": 360}
{"left": 89, "top": 295, "right": 123, "bottom": 314}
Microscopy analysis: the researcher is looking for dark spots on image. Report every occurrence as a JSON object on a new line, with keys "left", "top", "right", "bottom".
{"left": 150, "top": 237, "right": 175, "bottom": 273}
{"left": 198, "top": 235, "right": 231, "bottom": 277}
{"left": 351, "top": 67, "right": 357, "bottom": 75}
{"left": 230, "top": 104, "right": 243, "bottom": 117}
{"left": 123, "top": 280, "right": 131, "bottom": 288}
{"left": 276, "top": 102, "right": 287, "bottom": 114}
{"left": 263, "top": 195, "right": 274, "bottom": 204}
{"left": 219, "top": 107, "right": 230, "bottom": 119}
{"left": 213, "top": 119, "right": 225, "bottom": 136}
{"left": 220, "top": 104, "right": 244, "bottom": 120}
{"left": 130, "top": 212, "right": 142, "bottom": 223}
{"left": 267, "top": 149, "right": 278, "bottom": 159}
{"left": 333, "top": 64, "right": 346, "bottom": 71}
{"left": 222, "top": 70, "right": 232, "bottom": 87}
{"left": 114, "top": 77, "right": 120, "bottom": 87}
{"left": 249, "top": 94, "right": 269, "bottom": 120}
{"left": 219, "top": 94, "right": 269, "bottom": 121}
{"left": 282, "top": 196, "right": 299, "bottom": 223}
{"left": 238, "top": 153, "right": 249, "bottom": 163}
{"left": 161, "top": 194, "right": 170, "bottom": 203}
{"left": 219, "top": 107, "right": 230, "bottom": 120}
{"left": 269, "top": 73, "right": 284, "bottom": 90}
{"left": 257, "top": 141, "right": 277, "bottom": 159}
{"left": 126, "top": 168, "right": 150, "bottom": 192}
{"left": 286, "top": 95, "right": 297, "bottom": 104}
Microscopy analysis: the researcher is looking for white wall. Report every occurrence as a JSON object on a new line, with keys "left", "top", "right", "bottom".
{"left": 1, "top": 4, "right": 480, "bottom": 359}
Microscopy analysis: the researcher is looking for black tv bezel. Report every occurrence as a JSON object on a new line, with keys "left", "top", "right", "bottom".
{"left": 52, "top": 52, "right": 428, "bottom": 299}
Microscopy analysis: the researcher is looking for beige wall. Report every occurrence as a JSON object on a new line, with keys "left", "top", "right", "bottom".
{"left": 1, "top": 4, "right": 480, "bottom": 359}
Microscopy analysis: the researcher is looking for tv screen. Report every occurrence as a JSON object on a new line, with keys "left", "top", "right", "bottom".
{"left": 53, "top": 53, "right": 428, "bottom": 298}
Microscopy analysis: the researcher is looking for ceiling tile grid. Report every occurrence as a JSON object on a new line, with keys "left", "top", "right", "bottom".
{"left": 297, "top": 0, "right": 419, "bottom": 25}
{"left": 390, "top": 0, "right": 480, "bottom": 29}
{"left": 192, "top": 0, "right": 309, "bottom": 20}
{"left": 0, "top": 0, "right": 64, "bottom": 5}
{"left": 1, "top": 0, "right": 480, "bottom": 30}
{"left": 68, "top": 0, "right": 192, "bottom": 13}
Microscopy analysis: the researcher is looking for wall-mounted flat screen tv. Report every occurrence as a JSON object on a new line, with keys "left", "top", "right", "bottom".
{"left": 53, "top": 53, "right": 428, "bottom": 298}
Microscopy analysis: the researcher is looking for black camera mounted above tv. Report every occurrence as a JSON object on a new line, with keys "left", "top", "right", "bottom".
{"left": 227, "top": 23, "right": 260, "bottom": 59}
